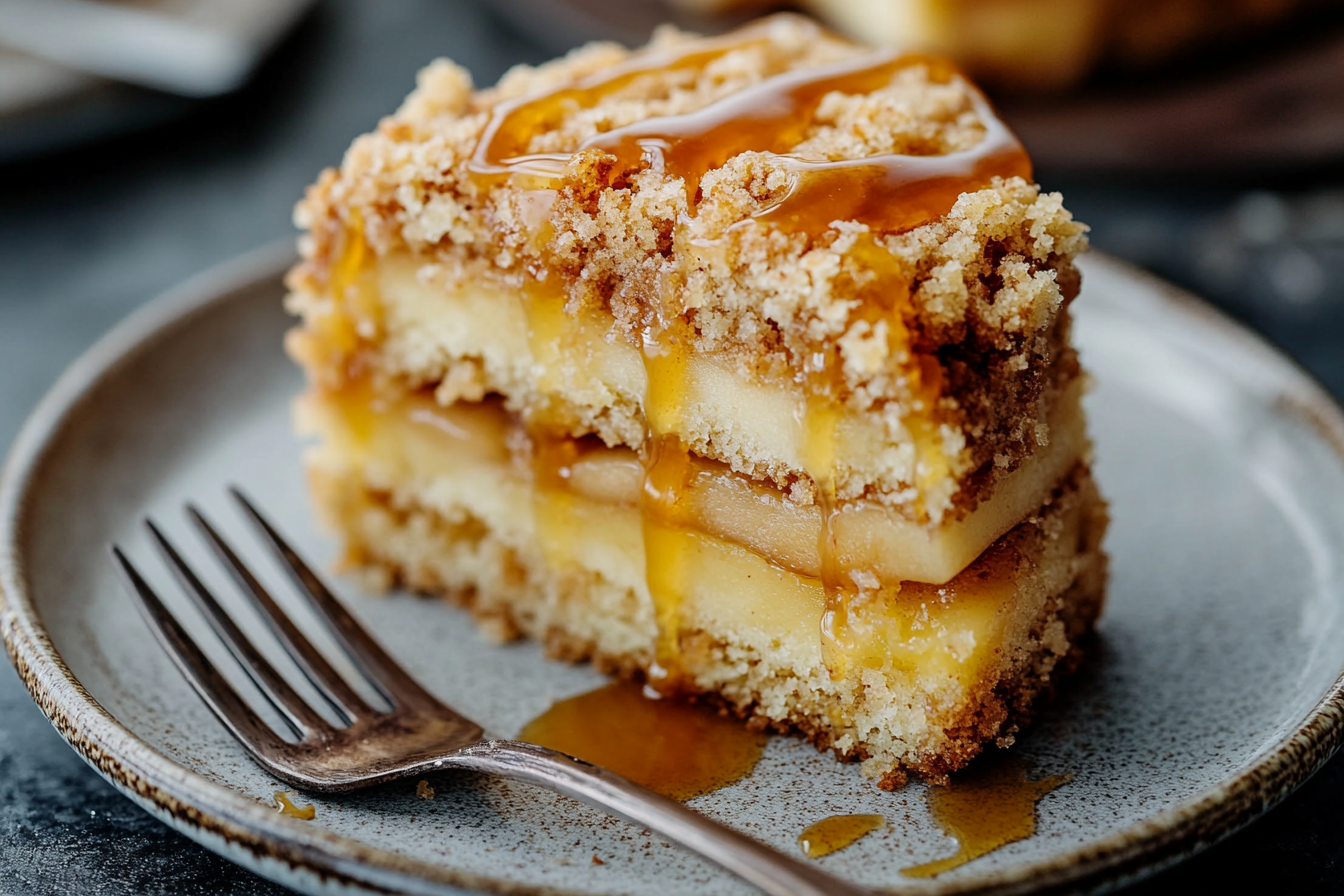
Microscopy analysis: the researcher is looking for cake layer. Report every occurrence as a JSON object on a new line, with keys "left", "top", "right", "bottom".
{"left": 297, "top": 374, "right": 1086, "bottom": 585}
{"left": 303, "top": 423, "right": 1107, "bottom": 786}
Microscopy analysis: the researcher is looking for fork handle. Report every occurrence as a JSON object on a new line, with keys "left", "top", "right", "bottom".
{"left": 446, "top": 740, "right": 873, "bottom": 896}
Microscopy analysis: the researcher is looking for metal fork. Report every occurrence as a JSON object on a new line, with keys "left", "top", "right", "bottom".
{"left": 111, "top": 488, "right": 870, "bottom": 896}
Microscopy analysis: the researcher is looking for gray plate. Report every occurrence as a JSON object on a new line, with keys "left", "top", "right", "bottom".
{"left": 4, "top": 245, "right": 1344, "bottom": 896}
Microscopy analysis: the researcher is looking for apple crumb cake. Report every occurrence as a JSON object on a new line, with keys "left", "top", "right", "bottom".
{"left": 284, "top": 13, "right": 1108, "bottom": 789}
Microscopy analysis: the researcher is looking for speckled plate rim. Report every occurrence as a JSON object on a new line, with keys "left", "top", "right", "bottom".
{"left": 3, "top": 243, "right": 1344, "bottom": 896}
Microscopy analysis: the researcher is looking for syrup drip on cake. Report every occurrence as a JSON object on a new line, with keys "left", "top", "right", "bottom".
{"left": 285, "top": 211, "right": 381, "bottom": 383}
{"left": 797, "top": 814, "right": 885, "bottom": 858}
{"left": 799, "top": 233, "right": 953, "bottom": 679}
{"left": 902, "top": 754, "right": 1070, "bottom": 878}
{"left": 518, "top": 680, "right": 766, "bottom": 800}
{"left": 519, "top": 269, "right": 703, "bottom": 691}
{"left": 801, "top": 392, "right": 854, "bottom": 679}
{"left": 639, "top": 342, "right": 698, "bottom": 690}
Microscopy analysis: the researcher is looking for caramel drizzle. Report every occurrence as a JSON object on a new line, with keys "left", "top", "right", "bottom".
{"left": 470, "top": 35, "right": 1030, "bottom": 234}
{"left": 581, "top": 51, "right": 954, "bottom": 184}
{"left": 802, "top": 394, "right": 850, "bottom": 678}
{"left": 639, "top": 345, "right": 697, "bottom": 690}
{"left": 585, "top": 50, "right": 1029, "bottom": 234}
{"left": 468, "top": 19, "right": 787, "bottom": 178}
{"left": 755, "top": 87, "right": 1029, "bottom": 234}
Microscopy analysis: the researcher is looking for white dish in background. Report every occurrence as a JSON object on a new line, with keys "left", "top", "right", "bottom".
{"left": 3, "top": 245, "right": 1344, "bottom": 895}
{"left": 0, "top": 0, "right": 314, "bottom": 162}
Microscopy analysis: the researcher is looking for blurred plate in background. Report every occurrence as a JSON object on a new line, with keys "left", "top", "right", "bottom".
{"left": 0, "top": 0, "right": 315, "bottom": 162}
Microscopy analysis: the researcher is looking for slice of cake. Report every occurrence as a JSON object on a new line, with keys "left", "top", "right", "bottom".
{"left": 285, "top": 13, "right": 1107, "bottom": 789}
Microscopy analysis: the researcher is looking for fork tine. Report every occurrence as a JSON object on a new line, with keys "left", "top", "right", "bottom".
{"left": 188, "top": 504, "right": 374, "bottom": 725}
{"left": 112, "top": 546, "right": 287, "bottom": 750}
{"left": 145, "top": 520, "right": 329, "bottom": 738}
{"left": 229, "top": 486, "right": 436, "bottom": 706}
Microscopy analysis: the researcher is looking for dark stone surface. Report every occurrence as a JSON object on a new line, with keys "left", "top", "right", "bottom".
{"left": 0, "top": 1, "right": 1341, "bottom": 893}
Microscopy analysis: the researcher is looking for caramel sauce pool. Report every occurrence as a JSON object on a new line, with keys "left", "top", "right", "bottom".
{"left": 273, "top": 791, "right": 316, "bottom": 820}
{"left": 798, "top": 814, "right": 885, "bottom": 858}
{"left": 518, "top": 681, "right": 767, "bottom": 801}
{"left": 902, "top": 755, "right": 1070, "bottom": 878}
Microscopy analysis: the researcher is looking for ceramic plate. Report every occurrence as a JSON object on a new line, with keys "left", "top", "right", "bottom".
{"left": 4, "top": 245, "right": 1344, "bottom": 896}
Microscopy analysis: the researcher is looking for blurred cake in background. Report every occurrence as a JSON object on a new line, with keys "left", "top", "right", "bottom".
{"left": 666, "top": 0, "right": 1331, "bottom": 90}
